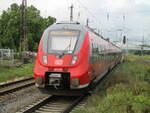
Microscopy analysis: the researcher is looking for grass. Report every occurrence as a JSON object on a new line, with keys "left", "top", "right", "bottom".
{"left": 0, "top": 63, "right": 34, "bottom": 83}
{"left": 72, "top": 55, "right": 150, "bottom": 113}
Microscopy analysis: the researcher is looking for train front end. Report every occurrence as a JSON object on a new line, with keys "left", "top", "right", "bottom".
{"left": 34, "top": 23, "right": 91, "bottom": 94}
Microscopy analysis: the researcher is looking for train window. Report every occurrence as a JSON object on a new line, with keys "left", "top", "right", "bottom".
{"left": 48, "top": 31, "right": 79, "bottom": 54}
{"left": 106, "top": 54, "right": 108, "bottom": 61}
{"left": 98, "top": 45, "right": 102, "bottom": 54}
{"left": 92, "top": 43, "right": 98, "bottom": 55}
{"left": 50, "top": 36, "right": 77, "bottom": 52}
{"left": 91, "top": 43, "right": 95, "bottom": 63}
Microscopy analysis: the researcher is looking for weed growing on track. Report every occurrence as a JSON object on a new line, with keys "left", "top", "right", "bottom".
{"left": 72, "top": 55, "right": 150, "bottom": 113}
{"left": 0, "top": 64, "right": 33, "bottom": 83}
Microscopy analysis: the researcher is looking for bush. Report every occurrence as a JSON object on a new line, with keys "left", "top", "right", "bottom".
{"left": 72, "top": 55, "right": 150, "bottom": 113}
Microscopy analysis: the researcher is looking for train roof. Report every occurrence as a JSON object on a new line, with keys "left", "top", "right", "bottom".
{"left": 45, "top": 21, "right": 87, "bottom": 32}
{"left": 45, "top": 22, "right": 121, "bottom": 50}
{"left": 86, "top": 26, "right": 121, "bottom": 50}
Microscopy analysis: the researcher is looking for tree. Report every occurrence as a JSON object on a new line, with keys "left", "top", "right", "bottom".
{"left": 0, "top": 3, "right": 56, "bottom": 51}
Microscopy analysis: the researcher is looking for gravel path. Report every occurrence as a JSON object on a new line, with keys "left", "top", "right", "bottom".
{"left": 0, "top": 86, "right": 49, "bottom": 113}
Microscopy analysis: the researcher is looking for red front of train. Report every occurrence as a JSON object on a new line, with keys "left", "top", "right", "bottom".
{"left": 34, "top": 23, "right": 93, "bottom": 91}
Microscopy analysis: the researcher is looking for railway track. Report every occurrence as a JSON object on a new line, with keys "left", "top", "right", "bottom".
{"left": 17, "top": 95, "right": 86, "bottom": 113}
{"left": 70, "top": 63, "right": 120, "bottom": 112}
{"left": 0, "top": 77, "right": 34, "bottom": 96}
{"left": 17, "top": 64, "right": 120, "bottom": 113}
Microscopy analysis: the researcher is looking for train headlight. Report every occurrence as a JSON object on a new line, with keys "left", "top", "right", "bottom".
{"left": 42, "top": 55, "right": 48, "bottom": 64}
{"left": 71, "top": 78, "right": 79, "bottom": 87}
{"left": 71, "top": 56, "right": 78, "bottom": 65}
{"left": 35, "top": 77, "right": 44, "bottom": 88}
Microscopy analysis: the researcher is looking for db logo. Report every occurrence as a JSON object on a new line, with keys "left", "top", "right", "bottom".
{"left": 55, "top": 59, "right": 63, "bottom": 65}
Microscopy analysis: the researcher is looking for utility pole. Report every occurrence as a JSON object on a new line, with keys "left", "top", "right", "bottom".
{"left": 141, "top": 35, "right": 144, "bottom": 56}
{"left": 20, "top": 0, "right": 28, "bottom": 55}
{"left": 123, "top": 13, "right": 125, "bottom": 21}
{"left": 77, "top": 12, "right": 80, "bottom": 20}
{"left": 107, "top": 13, "right": 109, "bottom": 21}
{"left": 127, "top": 38, "right": 128, "bottom": 55}
{"left": 70, "top": 4, "right": 73, "bottom": 22}
{"left": 86, "top": 18, "right": 89, "bottom": 27}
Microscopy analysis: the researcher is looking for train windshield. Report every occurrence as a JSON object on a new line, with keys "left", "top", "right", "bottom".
{"left": 48, "top": 31, "right": 79, "bottom": 54}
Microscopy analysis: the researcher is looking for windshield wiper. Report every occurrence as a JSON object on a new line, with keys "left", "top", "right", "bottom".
{"left": 59, "top": 38, "right": 72, "bottom": 57}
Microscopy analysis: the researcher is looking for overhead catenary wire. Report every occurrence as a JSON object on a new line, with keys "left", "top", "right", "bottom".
{"left": 76, "top": 0, "right": 101, "bottom": 30}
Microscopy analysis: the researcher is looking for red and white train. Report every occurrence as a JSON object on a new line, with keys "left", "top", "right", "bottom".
{"left": 34, "top": 22, "right": 123, "bottom": 95}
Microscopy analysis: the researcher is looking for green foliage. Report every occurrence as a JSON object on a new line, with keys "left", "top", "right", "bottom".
{"left": 72, "top": 55, "right": 150, "bottom": 113}
{"left": 0, "top": 3, "right": 56, "bottom": 51}
{"left": 84, "top": 83, "right": 150, "bottom": 113}
{"left": 0, "top": 63, "right": 33, "bottom": 82}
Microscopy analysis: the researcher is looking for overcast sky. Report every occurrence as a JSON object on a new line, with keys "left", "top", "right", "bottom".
{"left": 0, "top": 0, "right": 150, "bottom": 45}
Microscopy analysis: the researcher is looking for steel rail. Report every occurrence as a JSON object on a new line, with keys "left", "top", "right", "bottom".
{"left": 0, "top": 77, "right": 33, "bottom": 88}
{"left": 62, "top": 94, "right": 86, "bottom": 113}
{"left": 17, "top": 63, "right": 121, "bottom": 113}
{"left": 0, "top": 77, "right": 34, "bottom": 96}
{"left": 18, "top": 95, "right": 86, "bottom": 113}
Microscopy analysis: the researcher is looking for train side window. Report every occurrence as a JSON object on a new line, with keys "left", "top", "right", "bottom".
{"left": 90, "top": 43, "right": 94, "bottom": 64}
{"left": 96, "top": 43, "right": 99, "bottom": 53}
{"left": 103, "top": 45, "right": 106, "bottom": 61}
{"left": 93, "top": 43, "right": 98, "bottom": 62}
{"left": 95, "top": 44, "right": 97, "bottom": 62}
{"left": 108, "top": 53, "right": 110, "bottom": 62}
{"left": 96, "top": 45, "right": 99, "bottom": 61}
{"left": 98, "top": 44, "right": 101, "bottom": 61}
{"left": 90, "top": 43, "right": 93, "bottom": 56}
{"left": 101, "top": 54, "right": 103, "bottom": 61}
{"left": 98, "top": 45, "right": 101, "bottom": 61}
{"left": 93, "top": 43, "right": 96, "bottom": 54}
{"left": 105, "top": 54, "right": 107, "bottom": 61}
{"left": 93, "top": 43, "right": 95, "bottom": 62}
{"left": 98, "top": 44, "right": 101, "bottom": 53}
